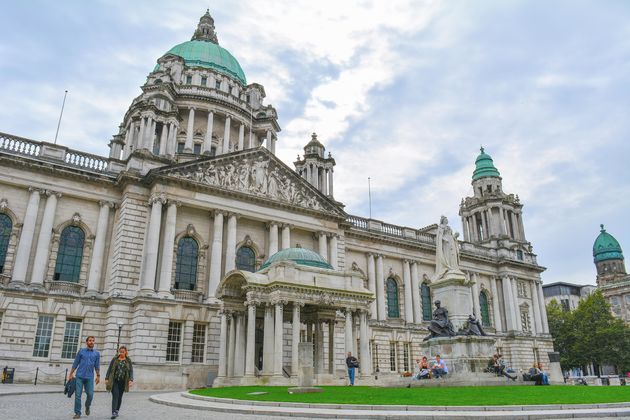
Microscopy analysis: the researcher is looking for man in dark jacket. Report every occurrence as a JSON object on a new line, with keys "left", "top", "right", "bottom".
{"left": 346, "top": 352, "right": 359, "bottom": 386}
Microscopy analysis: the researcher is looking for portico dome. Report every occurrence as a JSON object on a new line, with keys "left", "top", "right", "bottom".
{"left": 260, "top": 247, "right": 333, "bottom": 270}
{"left": 593, "top": 224, "right": 624, "bottom": 263}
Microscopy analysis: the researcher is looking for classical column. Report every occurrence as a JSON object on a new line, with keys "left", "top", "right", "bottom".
{"left": 12, "top": 188, "right": 42, "bottom": 284}
{"left": 271, "top": 137, "right": 276, "bottom": 154}
{"left": 268, "top": 222, "right": 278, "bottom": 256}
{"left": 328, "top": 321, "right": 335, "bottom": 374}
{"left": 227, "top": 314, "right": 236, "bottom": 377}
{"left": 266, "top": 130, "right": 272, "bottom": 151}
{"left": 410, "top": 261, "right": 421, "bottom": 323}
{"left": 329, "top": 234, "right": 338, "bottom": 269}
{"left": 238, "top": 123, "right": 245, "bottom": 151}
{"left": 137, "top": 117, "right": 146, "bottom": 150}
{"left": 511, "top": 277, "right": 522, "bottom": 331}
{"left": 140, "top": 195, "right": 164, "bottom": 293}
{"left": 537, "top": 282, "right": 549, "bottom": 333}
{"left": 234, "top": 314, "right": 245, "bottom": 376}
{"left": 158, "top": 122, "right": 168, "bottom": 155}
{"left": 224, "top": 213, "right": 237, "bottom": 272}
{"left": 122, "top": 126, "right": 132, "bottom": 159}
{"left": 490, "top": 277, "right": 503, "bottom": 332}
{"left": 262, "top": 304, "right": 274, "bottom": 375}
{"left": 245, "top": 302, "right": 257, "bottom": 376}
{"left": 281, "top": 224, "right": 291, "bottom": 250}
{"left": 366, "top": 253, "right": 377, "bottom": 319}
{"left": 344, "top": 310, "right": 353, "bottom": 354}
{"left": 218, "top": 311, "right": 228, "bottom": 377}
{"left": 207, "top": 211, "right": 224, "bottom": 299}
{"left": 222, "top": 115, "right": 231, "bottom": 153}
{"left": 328, "top": 169, "right": 334, "bottom": 197}
{"left": 157, "top": 200, "right": 179, "bottom": 295}
{"left": 321, "top": 169, "right": 328, "bottom": 195}
{"left": 185, "top": 108, "right": 194, "bottom": 152}
{"left": 318, "top": 232, "right": 328, "bottom": 261}
{"left": 530, "top": 281, "right": 542, "bottom": 335}
{"left": 313, "top": 167, "right": 319, "bottom": 190}
{"left": 274, "top": 302, "right": 284, "bottom": 376}
{"left": 291, "top": 304, "right": 301, "bottom": 377}
{"left": 402, "top": 260, "right": 413, "bottom": 323}
{"left": 510, "top": 212, "right": 519, "bottom": 240}
{"left": 306, "top": 164, "right": 312, "bottom": 185}
{"left": 167, "top": 122, "right": 177, "bottom": 155}
{"left": 30, "top": 191, "right": 60, "bottom": 286}
{"left": 375, "top": 255, "right": 386, "bottom": 321}
{"left": 86, "top": 200, "right": 113, "bottom": 293}
{"left": 481, "top": 211, "right": 489, "bottom": 240}
{"left": 145, "top": 117, "right": 155, "bottom": 150}
{"left": 359, "top": 310, "right": 371, "bottom": 376}
{"left": 203, "top": 111, "right": 214, "bottom": 154}
{"left": 352, "top": 319, "right": 358, "bottom": 356}
{"left": 471, "top": 273, "right": 481, "bottom": 318}
{"left": 501, "top": 276, "right": 514, "bottom": 331}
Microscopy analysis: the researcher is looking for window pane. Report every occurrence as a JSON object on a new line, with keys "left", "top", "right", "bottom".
{"left": 166, "top": 321, "right": 182, "bottom": 362}
{"left": 33, "top": 315, "right": 54, "bottom": 357}
{"left": 386, "top": 278, "right": 399, "bottom": 318}
{"left": 54, "top": 226, "right": 85, "bottom": 283}
{"left": 175, "top": 237, "right": 198, "bottom": 291}
{"left": 421, "top": 283, "right": 432, "bottom": 321}
{"left": 479, "top": 292, "right": 490, "bottom": 326}
{"left": 0, "top": 213, "right": 12, "bottom": 273}
{"left": 192, "top": 323, "right": 206, "bottom": 363}
{"left": 236, "top": 246, "right": 256, "bottom": 272}
{"left": 61, "top": 319, "right": 82, "bottom": 359}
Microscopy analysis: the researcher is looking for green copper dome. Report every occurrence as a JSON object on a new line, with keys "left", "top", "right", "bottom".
{"left": 260, "top": 247, "right": 333, "bottom": 270}
{"left": 593, "top": 224, "right": 624, "bottom": 263}
{"left": 472, "top": 147, "right": 501, "bottom": 180}
{"left": 164, "top": 40, "right": 247, "bottom": 85}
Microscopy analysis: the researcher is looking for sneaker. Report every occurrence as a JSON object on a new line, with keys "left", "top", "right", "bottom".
{"left": 85, "top": 406, "right": 90, "bottom": 416}
{"left": 73, "top": 415, "right": 81, "bottom": 419}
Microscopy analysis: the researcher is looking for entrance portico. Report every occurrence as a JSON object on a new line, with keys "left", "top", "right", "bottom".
{"left": 214, "top": 248, "right": 373, "bottom": 386}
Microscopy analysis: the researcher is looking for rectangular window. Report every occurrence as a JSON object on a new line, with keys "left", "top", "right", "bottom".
{"left": 215, "top": 80, "right": 221, "bottom": 89}
{"left": 516, "top": 250, "right": 524, "bottom": 260}
{"left": 177, "top": 142, "right": 185, "bottom": 153}
{"left": 186, "top": 75, "right": 192, "bottom": 85}
{"left": 403, "top": 343, "right": 410, "bottom": 372}
{"left": 166, "top": 321, "right": 182, "bottom": 362}
{"left": 33, "top": 315, "right": 54, "bottom": 357}
{"left": 191, "top": 323, "right": 206, "bottom": 363}
{"left": 560, "top": 298, "right": 570, "bottom": 312}
{"left": 193, "top": 143, "right": 202, "bottom": 155}
{"left": 61, "top": 318, "right": 82, "bottom": 359}
{"left": 201, "top": 76, "right": 207, "bottom": 86}
{"left": 389, "top": 341, "right": 397, "bottom": 372}
{"left": 370, "top": 341, "right": 378, "bottom": 373}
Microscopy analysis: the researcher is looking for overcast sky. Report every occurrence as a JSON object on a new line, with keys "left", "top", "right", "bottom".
{"left": 1, "top": 0, "right": 629, "bottom": 285}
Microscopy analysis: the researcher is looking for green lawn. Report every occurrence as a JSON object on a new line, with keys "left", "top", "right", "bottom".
{"left": 190, "top": 385, "right": 630, "bottom": 406}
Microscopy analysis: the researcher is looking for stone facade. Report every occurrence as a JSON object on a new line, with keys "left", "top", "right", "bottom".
{"left": 0, "top": 11, "right": 554, "bottom": 389}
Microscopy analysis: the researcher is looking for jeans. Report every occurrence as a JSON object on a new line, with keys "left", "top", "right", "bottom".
{"left": 347, "top": 367, "right": 355, "bottom": 385}
{"left": 74, "top": 377, "right": 94, "bottom": 415}
{"left": 432, "top": 368, "right": 447, "bottom": 378}
{"left": 111, "top": 379, "right": 126, "bottom": 413}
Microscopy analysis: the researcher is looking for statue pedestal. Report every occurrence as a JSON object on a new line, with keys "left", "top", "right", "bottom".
{"left": 422, "top": 335, "right": 496, "bottom": 374}
{"left": 430, "top": 271, "right": 471, "bottom": 330}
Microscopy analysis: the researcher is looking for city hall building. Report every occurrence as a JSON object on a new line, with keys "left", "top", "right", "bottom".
{"left": 0, "top": 11, "right": 553, "bottom": 388}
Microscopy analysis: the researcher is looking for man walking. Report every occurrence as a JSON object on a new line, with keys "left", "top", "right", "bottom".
{"left": 345, "top": 351, "right": 359, "bottom": 386}
{"left": 68, "top": 336, "right": 101, "bottom": 419}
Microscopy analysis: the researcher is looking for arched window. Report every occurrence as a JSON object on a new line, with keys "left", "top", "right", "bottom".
{"left": 421, "top": 283, "right": 432, "bottom": 321}
{"left": 236, "top": 246, "right": 256, "bottom": 272}
{"left": 479, "top": 291, "right": 490, "bottom": 326}
{"left": 386, "top": 278, "right": 400, "bottom": 318}
{"left": 0, "top": 214, "right": 12, "bottom": 274}
{"left": 175, "top": 237, "right": 199, "bottom": 290}
{"left": 54, "top": 226, "right": 85, "bottom": 282}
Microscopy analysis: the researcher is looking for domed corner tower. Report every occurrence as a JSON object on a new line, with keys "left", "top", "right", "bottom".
{"left": 109, "top": 10, "right": 281, "bottom": 165}
{"left": 459, "top": 148, "right": 531, "bottom": 254}
{"left": 294, "top": 133, "right": 336, "bottom": 198}
{"left": 593, "top": 224, "right": 627, "bottom": 287}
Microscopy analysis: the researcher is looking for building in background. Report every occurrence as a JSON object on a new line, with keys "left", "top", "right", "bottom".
{"left": 542, "top": 282, "right": 596, "bottom": 311}
{"left": 593, "top": 225, "right": 630, "bottom": 323}
{"left": 0, "top": 11, "right": 553, "bottom": 388}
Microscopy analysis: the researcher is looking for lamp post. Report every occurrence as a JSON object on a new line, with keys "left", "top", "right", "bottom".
{"left": 116, "top": 320, "right": 124, "bottom": 349}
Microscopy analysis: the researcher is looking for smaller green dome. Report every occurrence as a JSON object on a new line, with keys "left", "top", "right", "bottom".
{"left": 472, "top": 147, "right": 501, "bottom": 180}
{"left": 260, "top": 247, "right": 333, "bottom": 270}
{"left": 593, "top": 224, "right": 624, "bottom": 263}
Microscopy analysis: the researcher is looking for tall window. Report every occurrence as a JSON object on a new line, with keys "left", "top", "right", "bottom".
{"left": 0, "top": 213, "right": 11, "bottom": 274}
{"left": 166, "top": 321, "right": 182, "bottom": 362}
{"left": 186, "top": 75, "right": 192, "bottom": 84}
{"left": 201, "top": 76, "right": 207, "bottom": 86}
{"left": 193, "top": 143, "right": 202, "bottom": 155}
{"left": 389, "top": 341, "right": 398, "bottom": 371}
{"left": 33, "top": 315, "right": 54, "bottom": 357}
{"left": 61, "top": 319, "right": 82, "bottom": 359}
{"left": 386, "top": 278, "right": 400, "bottom": 318}
{"left": 175, "top": 237, "right": 198, "bottom": 290}
{"left": 403, "top": 342, "right": 411, "bottom": 372}
{"left": 421, "top": 283, "right": 432, "bottom": 321}
{"left": 191, "top": 323, "right": 206, "bottom": 363}
{"left": 370, "top": 340, "right": 378, "bottom": 373}
{"left": 236, "top": 246, "right": 256, "bottom": 272}
{"left": 479, "top": 291, "right": 490, "bottom": 326}
{"left": 54, "top": 226, "right": 85, "bottom": 282}
{"left": 177, "top": 142, "right": 185, "bottom": 153}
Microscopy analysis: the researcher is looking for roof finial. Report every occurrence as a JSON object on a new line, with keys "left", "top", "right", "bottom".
{"left": 192, "top": 9, "right": 219, "bottom": 44}
{"left": 480, "top": 145, "right": 485, "bottom": 154}
{"left": 600, "top": 224, "right": 605, "bottom": 232}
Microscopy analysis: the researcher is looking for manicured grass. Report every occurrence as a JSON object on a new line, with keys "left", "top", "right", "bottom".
{"left": 190, "top": 385, "right": 630, "bottom": 406}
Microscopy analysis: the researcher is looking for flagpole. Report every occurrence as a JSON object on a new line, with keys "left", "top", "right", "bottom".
{"left": 368, "top": 177, "right": 372, "bottom": 219}
{"left": 54, "top": 90, "right": 68, "bottom": 145}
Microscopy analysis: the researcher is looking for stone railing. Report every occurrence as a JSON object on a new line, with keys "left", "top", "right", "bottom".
{"left": 47, "top": 280, "right": 85, "bottom": 297}
{"left": 173, "top": 289, "right": 203, "bottom": 303}
{"left": 0, "top": 132, "right": 41, "bottom": 157}
{"left": 64, "top": 150, "right": 109, "bottom": 172}
{"left": 346, "top": 215, "right": 436, "bottom": 245}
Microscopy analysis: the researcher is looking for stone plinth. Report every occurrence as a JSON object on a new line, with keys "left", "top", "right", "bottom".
{"left": 430, "top": 271, "right": 472, "bottom": 329}
{"left": 298, "top": 342, "right": 314, "bottom": 388}
{"left": 421, "top": 335, "right": 496, "bottom": 374}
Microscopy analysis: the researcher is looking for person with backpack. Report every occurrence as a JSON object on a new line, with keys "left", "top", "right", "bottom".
{"left": 345, "top": 351, "right": 359, "bottom": 386}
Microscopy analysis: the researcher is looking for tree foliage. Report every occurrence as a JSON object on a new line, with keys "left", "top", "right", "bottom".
{"left": 546, "top": 290, "right": 630, "bottom": 374}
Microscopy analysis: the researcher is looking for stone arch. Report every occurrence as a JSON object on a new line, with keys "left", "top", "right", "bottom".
{"left": 235, "top": 235, "right": 262, "bottom": 272}
{"left": 172, "top": 224, "right": 208, "bottom": 293}
{"left": 385, "top": 275, "right": 401, "bottom": 319}
{"left": 47, "top": 215, "right": 94, "bottom": 286}
{"left": 0, "top": 199, "right": 20, "bottom": 277}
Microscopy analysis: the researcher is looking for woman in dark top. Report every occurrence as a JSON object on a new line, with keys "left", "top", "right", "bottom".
{"left": 105, "top": 346, "right": 134, "bottom": 419}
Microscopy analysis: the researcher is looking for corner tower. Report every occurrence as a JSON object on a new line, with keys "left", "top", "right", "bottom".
{"left": 459, "top": 148, "right": 526, "bottom": 244}
{"left": 294, "top": 133, "right": 336, "bottom": 197}
{"left": 593, "top": 224, "right": 626, "bottom": 286}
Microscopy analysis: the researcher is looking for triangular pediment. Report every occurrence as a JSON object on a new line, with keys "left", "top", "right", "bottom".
{"left": 149, "top": 148, "right": 345, "bottom": 217}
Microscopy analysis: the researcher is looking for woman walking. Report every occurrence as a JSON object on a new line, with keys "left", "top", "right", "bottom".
{"left": 105, "top": 346, "right": 134, "bottom": 419}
